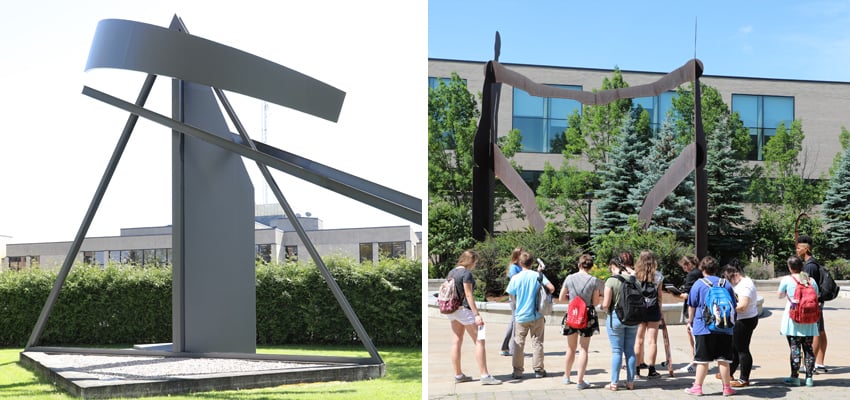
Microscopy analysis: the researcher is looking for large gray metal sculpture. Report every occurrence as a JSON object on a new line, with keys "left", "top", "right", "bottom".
{"left": 473, "top": 32, "right": 707, "bottom": 257}
{"left": 26, "top": 15, "right": 420, "bottom": 368}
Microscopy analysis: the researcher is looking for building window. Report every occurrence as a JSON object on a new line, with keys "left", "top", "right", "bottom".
{"left": 513, "top": 85, "right": 582, "bottom": 153}
{"left": 359, "top": 243, "right": 373, "bottom": 263}
{"left": 256, "top": 244, "right": 272, "bottom": 263}
{"left": 284, "top": 245, "right": 298, "bottom": 262}
{"left": 378, "top": 242, "right": 406, "bottom": 259}
{"left": 732, "top": 94, "right": 794, "bottom": 161}
{"left": 8, "top": 256, "right": 22, "bottom": 271}
{"left": 633, "top": 91, "right": 676, "bottom": 133}
{"left": 428, "top": 76, "right": 465, "bottom": 90}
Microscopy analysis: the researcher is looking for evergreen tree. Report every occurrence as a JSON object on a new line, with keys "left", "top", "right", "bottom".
{"left": 627, "top": 120, "right": 694, "bottom": 239}
{"left": 822, "top": 145, "right": 850, "bottom": 259}
{"left": 705, "top": 123, "right": 750, "bottom": 261}
{"left": 593, "top": 108, "right": 650, "bottom": 236}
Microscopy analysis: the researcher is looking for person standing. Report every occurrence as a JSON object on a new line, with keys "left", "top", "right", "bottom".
{"left": 506, "top": 251, "right": 555, "bottom": 380}
{"left": 675, "top": 255, "right": 702, "bottom": 374}
{"left": 558, "top": 253, "right": 602, "bottom": 389}
{"left": 778, "top": 255, "right": 819, "bottom": 387}
{"left": 634, "top": 250, "right": 664, "bottom": 379}
{"left": 684, "top": 256, "right": 737, "bottom": 397}
{"left": 500, "top": 247, "right": 524, "bottom": 357}
{"left": 723, "top": 262, "right": 759, "bottom": 387}
{"left": 601, "top": 255, "right": 638, "bottom": 391}
{"left": 796, "top": 235, "right": 829, "bottom": 373}
{"left": 445, "top": 250, "right": 502, "bottom": 385}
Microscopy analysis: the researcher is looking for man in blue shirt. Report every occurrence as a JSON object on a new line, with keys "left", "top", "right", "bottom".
{"left": 506, "top": 251, "right": 555, "bottom": 379}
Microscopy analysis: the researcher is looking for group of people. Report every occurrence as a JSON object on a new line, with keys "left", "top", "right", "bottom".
{"left": 444, "top": 239, "right": 832, "bottom": 395}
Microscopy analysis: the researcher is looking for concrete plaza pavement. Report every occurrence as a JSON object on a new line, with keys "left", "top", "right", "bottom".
{"left": 427, "top": 282, "right": 850, "bottom": 399}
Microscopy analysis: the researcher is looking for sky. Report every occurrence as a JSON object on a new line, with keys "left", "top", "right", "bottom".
{"left": 429, "top": 0, "right": 850, "bottom": 82}
{"left": 1, "top": 0, "right": 426, "bottom": 244}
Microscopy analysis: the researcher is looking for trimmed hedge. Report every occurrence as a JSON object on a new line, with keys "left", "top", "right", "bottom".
{"left": 0, "top": 256, "right": 421, "bottom": 347}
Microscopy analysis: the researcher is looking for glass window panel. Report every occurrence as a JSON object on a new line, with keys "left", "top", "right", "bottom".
{"left": 658, "top": 91, "right": 676, "bottom": 122}
{"left": 763, "top": 96, "right": 794, "bottom": 128}
{"left": 513, "top": 88, "right": 544, "bottom": 117}
{"left": 144, "top": 249, "right": 155, "bottom": 265}
{"left": 732, "top": 95, "right": 759, "bottom": 127}
{"left": 284, "top": 245, "right": 298, "bottom": 262}
{"left": 514, "top": 116, "right": 546, "bottom": 152}
{"left": 359, "top": 243, "right": 373, "bottom": 263}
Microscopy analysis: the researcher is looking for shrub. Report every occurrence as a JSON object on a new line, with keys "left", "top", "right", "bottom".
{"left": 0, "top": 258, "right": 420, "bottom": 347}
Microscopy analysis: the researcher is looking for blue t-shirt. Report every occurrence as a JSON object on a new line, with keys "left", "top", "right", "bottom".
{"left": 508, "top": 263, "right": 522, "bottom": 278}
{"left": 687, "top": 275, "right": 736, "bottom": 336}
{"left": 506, "top": 269, "right": 551, "bottom": 323}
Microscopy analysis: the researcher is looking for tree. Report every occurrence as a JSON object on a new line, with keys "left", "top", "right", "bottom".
{"left": 671, "top": 83, "right": 751, "bottom": 158}
{"left": 581, "top": 67, "right": 634, "bottom": 171}
{"left": 704, "top": 122, "right": 750, "bottom": 262}
{"left": 427, "top": 73, "right": 524, "bottom": 272}
{"left": 593, "top": 108, "right": 650, "bottom": 236}
{"left": 749, "top": 120, "right": 821, "bottom": 212}
{"left": 428, "top": 74, "right": 479, "bottom": 267}
{"left": 627, "top": 120, "right": 694, "bottom": 240}
{"left": 821, "top": 145, "right": 850, "bottom": 260}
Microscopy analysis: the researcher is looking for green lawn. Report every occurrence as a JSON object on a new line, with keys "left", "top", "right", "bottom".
{"left": 0, "top": 346, "right": 421, "bottom": 399}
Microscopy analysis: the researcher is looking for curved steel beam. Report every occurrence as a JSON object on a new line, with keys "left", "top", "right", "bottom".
{"left": 86, "top": 19, "right": 345, "bottom": 122}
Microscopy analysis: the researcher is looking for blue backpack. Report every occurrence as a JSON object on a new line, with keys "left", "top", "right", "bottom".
{"left": 700, "top": 278, "right": 736, "bottom": 333}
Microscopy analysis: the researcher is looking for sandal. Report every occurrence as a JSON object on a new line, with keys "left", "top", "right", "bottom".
{"left": 605, "top": 383, "right": 618, "bottom": 391}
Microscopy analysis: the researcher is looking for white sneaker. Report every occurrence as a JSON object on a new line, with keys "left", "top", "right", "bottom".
{"left": 676, "top": 364, "right": 695, "bottom": 374}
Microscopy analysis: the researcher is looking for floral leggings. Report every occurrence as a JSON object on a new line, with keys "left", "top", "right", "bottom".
{"left": 786, "top": 336, "right": 814, "bottom": 378}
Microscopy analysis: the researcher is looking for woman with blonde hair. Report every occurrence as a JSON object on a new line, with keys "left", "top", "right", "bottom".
{"left": 633, "top": 250, "right": 664, "bottom": 379}
{"left": 446, "top": 250, "right": 502, "bottom": 385}
{"left": 500, "top": 247, "right": 524, "bottom": 356}
{"left": 559, "top": 253, "right": 602, "bottom": 389}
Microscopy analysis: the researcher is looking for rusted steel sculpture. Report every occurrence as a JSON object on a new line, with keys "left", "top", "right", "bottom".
{"left": 473, "top": 32, "right": 707, "bottom": 258}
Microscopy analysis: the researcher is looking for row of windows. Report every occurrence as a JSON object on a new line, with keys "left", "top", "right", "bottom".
{"left": 359, "top": 241, "right": 407, "bottom": 263}
{"left": 430, "top": 76, "right": 794, "bottom": 161}
{"left": 6, "top": 256, "right": 39, "bottom": 271}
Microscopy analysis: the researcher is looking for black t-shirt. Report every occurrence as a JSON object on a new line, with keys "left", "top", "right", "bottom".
{"left": 682, "top": 268, "right": 704, "bottom": 311}
{"left": 802, "top": 256, "right": 821, "bottom": 285}
{"left": 448, "top": 266, "right": 474, "bottom": 309}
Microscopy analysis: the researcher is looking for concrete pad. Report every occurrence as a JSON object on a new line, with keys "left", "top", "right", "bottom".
{"left": 20, "top": 350, "right": 384, "bottom": 398}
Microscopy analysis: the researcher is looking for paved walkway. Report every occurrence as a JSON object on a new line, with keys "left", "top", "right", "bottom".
{"left": 427, "top": 286, "right": 850, "bottom": 399}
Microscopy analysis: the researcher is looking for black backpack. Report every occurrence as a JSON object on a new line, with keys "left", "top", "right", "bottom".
{"left": 613, "top": 275, "right": 646, "bottom": 326}
{"left": 640, "top": 280, "right": 659, "bottom": 310}
{"left": 816, "top": 263, "right": 840, "bottom": 302}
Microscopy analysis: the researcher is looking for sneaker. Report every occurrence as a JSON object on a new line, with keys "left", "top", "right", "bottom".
{"left": 500, "top": 350, "right": 511, "bottom": 356}
{"left": 805, "top": 377, "right": 814, "bottom": 387}
{"left": 576, "top": 381, "right": 592, "bottom": 390}
{"left": 511, "top": 372, "right": 523, "bottom": 380}
{"left": 730, "top": 379, "right": 749, "bottom": 388}
{"left": 646, "top": 367, "right": 661, "bottom": 379}
{"left": 684, "top": 385, "right": 703, "bottom": 396}
{"left": 454, "top": 374, "right": 472, "bottom": 383}
{"left": 814, "top": 365, "right": 829, "bottom": 374}
{"left": 562, "top": 377, "right": 573, "bottom": 385}
{"left": 676, "top": 364, "right": 696, "bottom": 374}
{"left": 534, "top": 369, "right": 547, "bottom": 378}
{"left": 723, "top": 386, "right": 737, "bottom": 396}
{"left": 480, "top": 375, "right": 502, "bottom": 385}
{"left": 783, "top": 377, "right": 800, "bottom": 386}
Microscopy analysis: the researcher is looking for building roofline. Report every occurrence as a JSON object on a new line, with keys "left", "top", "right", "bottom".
{"left": 429, "top": 57, "right": 850, "bottom": 85}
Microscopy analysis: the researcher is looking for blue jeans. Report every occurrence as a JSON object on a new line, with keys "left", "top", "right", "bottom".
{"left": 606, "top": 312, "right": 638, "bottom": 384}
{"left": 501, "top": 298, "right": 516, "bottom": 354}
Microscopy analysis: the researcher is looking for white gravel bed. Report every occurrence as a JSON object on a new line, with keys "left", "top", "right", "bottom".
{"left": 43, "top": 354, "right": 326, "bottom": 381}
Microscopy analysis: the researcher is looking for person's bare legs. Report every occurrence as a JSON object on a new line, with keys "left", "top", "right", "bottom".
{"left": 450, "top": 320, "right": 466, "bottom": 376}
{"left": 564, "top": 333, "right": 578, "bottom": 381}
{"left": 635, "top": 322, "right": 646, "bottom": 367}
{"left": 576, "top": 336, "right": 592, "bottom": 384}
{"left": 813, "top": 330, "right": 827, "bottom": 366}
{"left": 718, "top": 360, "right": 732, "bottom": 387}
{"left": 646, "top": 321, "right": 660, "bottom": 367}
{"left": 464, "top": 323, "right": 490, "bottom": 376}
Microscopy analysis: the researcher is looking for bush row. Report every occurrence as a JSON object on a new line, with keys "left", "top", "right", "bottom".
{"left": 0, "top": 256, "right": 421, "bottom": 347}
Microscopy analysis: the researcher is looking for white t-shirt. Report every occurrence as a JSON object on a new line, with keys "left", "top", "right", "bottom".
{"left": 734, "top": 276, "right": 759, "bottom": 319}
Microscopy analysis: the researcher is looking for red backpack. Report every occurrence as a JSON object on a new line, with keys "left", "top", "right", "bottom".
{"left": 565, "top": 294, "right": 589, "bottom": 329}
{"left": 788, "top": 275, "right": 820, "bottom": 324}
